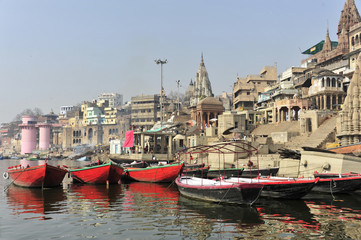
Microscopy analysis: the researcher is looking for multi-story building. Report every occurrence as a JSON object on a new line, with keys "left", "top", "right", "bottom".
{"left": 131, "top": 94, "right": 160, "bottom": 130}
{"left": 98, "top": 93, "right": 123, "bottom": 108}
{"left": 59, "top": 106, "right": 74, "bottom": 117}
{"left": 233, "top": 66, "right": 277, "bottom": 111}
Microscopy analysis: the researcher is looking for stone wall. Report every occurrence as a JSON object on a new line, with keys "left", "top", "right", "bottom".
{"left": 299, "top": 150, "right": 361, "bottom": 177}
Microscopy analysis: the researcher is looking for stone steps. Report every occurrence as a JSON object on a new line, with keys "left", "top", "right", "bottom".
{"left": 252, "top": 121, "right": 300, "bottom": 136}
{"left": 303, "top": 116, "right": 337, "bottom": 149}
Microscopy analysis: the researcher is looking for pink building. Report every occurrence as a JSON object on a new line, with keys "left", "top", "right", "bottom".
{"left": 19, "top": 116, "right": 37, "bottom": 154}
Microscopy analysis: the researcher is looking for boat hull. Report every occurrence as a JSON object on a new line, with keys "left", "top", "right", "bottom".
{"left": 124, "top": 162, "right": 183, "bottom": 183}
{"left": 226, "top": 177, "right": 318, "bottom": 199}
{"left": 260, "top": 180, "right": 316, "bottom": 199}
{"left": 241, "top": 167, "right": 280, "bottom": 178}
{"left": 207, "top": 168, "right": 244, "bottom": 179}
{"left": 70, "top": 162, "right": 124, "bottom": 184}
{"left": 182, "top": 166, "right": 209, "bottom": 178}
{"left": 8, "top": 163, "right": 67, "bottom": 188}
{"left": 175, "top": 176, "right": 263, "bottom": 205}
{"left": 313, "top": 176, "right": 361, "bottom": 193}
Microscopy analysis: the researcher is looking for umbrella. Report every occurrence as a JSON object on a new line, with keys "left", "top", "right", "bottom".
{"left": 209, "top": 118, "right": 218, "bottom": 122}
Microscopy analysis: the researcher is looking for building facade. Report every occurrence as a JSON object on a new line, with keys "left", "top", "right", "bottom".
{"left": 131, "top": 94, "right": 160, "bottom": 130}
{"left": 233, "top": 66, "right": 277, "bottom": 111}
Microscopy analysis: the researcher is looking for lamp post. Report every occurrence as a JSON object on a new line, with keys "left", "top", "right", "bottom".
{"left": 176, "top": 80, "right": 181, "bottom": 115}
{"left": 155, "top": 59, "right": 167, "bottom": 126}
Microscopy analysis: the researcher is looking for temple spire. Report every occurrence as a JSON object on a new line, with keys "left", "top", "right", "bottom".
{"left": 322, "top": 27, "right": 332, "bottom": 51}
{"left": 337, "top": 0, "right": 361, "bottom": 35}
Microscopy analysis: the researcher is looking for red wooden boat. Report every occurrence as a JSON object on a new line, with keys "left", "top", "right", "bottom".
{"left": 124, "top": 162, "right": 184, "bottom": 183}
{"left": 5, "top": 163, "right": 68, "bottom": 188}
{"left": 69, "top": 162, "right": 124, "bottom": 184}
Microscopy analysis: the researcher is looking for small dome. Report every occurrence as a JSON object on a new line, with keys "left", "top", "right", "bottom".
{"left": 198, "top": 96, "right": 223, "bottom": 106}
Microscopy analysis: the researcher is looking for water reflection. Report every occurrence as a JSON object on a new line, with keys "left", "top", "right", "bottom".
{"left": 305, "top": 193, "right": 361, "bottom": 239}
{"left": 178, "top": 195, "right": 262, "bottom": 224}
{"left": 68, "top": 184, "right": 123, "bottom": 212}
{"left": 6, "top": 185, "right": 66, "bottom": 220}
{"left": 257, "top": 198, "right": 320, "bottom": 232}
{"left": 123, "top": 182, "right": 179, "bottom": 212}
{"left": 178, "top": 196, "right": 263, "bottom": 239}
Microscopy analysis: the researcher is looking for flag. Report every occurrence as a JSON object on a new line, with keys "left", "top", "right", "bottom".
{"left": 123, "top": 130, "right": 134, "bottom": 148}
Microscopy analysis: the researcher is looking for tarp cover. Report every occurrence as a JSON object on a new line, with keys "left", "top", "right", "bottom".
{"left": 123, "top": 130, "right": 134, "bottom": 147}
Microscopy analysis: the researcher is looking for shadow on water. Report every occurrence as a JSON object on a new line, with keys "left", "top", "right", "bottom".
{"left": 256, "top": 198, "right": 320, "bottom": 230}
{"left": 6, "top": 185, "right": 66, "bottom": 220}
{"left": 178, "top": 195, "right": 263, "bottom": 225}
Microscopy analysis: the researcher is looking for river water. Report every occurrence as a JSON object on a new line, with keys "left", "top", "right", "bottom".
{"left": 1, "top": 159, "right": 361, "bottom": 239}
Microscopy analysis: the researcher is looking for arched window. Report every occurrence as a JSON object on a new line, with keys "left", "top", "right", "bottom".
{"left": 322, "top": 78, "right": 325, "bottom": 87}
{"left": 332, "top": 78, "right": 336, "bottom": 87}
{"left": 356, "top": 35, "right": 359, "bottom": 45}
{"left": 337, "top": 78, "right": 341, "bottom": 88}
{"left": 326, "top": 77, "right": 331, "bottom": 87}
{"left": 352, "top": 36, "right": 355, "bottom": 46}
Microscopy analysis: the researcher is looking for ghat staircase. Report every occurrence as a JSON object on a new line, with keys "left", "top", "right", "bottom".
{"left": 252, "top": 115, "right": 337, "bottom": 150}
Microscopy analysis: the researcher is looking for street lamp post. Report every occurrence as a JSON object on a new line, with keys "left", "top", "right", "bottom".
{"left": 155, "top": 59, "right": 167, "bottom": 126}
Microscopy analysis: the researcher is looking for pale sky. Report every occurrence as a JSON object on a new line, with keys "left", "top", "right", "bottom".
{"left": 0, "top": 0, "right": 348, "bottom": 123}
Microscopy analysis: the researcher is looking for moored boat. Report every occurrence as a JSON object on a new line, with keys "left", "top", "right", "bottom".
{"left": 175, "top": 176, "right": 263, "bottom": 205}
{"left": 207, "top": 167, "right": 244, "bottom": 179}
{"left": 225, "top": 176, "right": 319, "bottom": 199}
{"left": 182, "top": 163, "right": 210, "bottom": 178}
{"left": 312, "top": 175, "right": 361, "bottom": 193}
{"left": 123, "top": 162, "right": 184, "bottom": 183}
{"left": 313, "top": 171, "right": 361, "bottom": 179}
{"left": 241, "top": 167, "right": 280, "bottom": 178}
{"left": 69, "top": 162, "right": 124, "bottom": 184}
{"left": 5, "top": 163, "right": 68, "bottom": 188}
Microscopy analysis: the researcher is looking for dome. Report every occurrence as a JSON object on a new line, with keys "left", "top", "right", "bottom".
{"left": 198, "top": 96, "right": 223, "bottom": 106}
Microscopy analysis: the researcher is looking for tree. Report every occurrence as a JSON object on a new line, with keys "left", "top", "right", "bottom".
{"left": 13, "top": 108, "right": 44, "bottom": 122}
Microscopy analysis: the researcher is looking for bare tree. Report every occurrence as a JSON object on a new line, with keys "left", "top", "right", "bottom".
{"left": 13, "top": 108, "right": 44, "bottom": 121}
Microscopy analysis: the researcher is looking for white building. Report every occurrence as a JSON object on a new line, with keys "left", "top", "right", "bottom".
{"left": 59, "top": 106, "right": 74, "bottom": 117}
{"left": 98, "top": 93, "right": 123, "bottom": 108}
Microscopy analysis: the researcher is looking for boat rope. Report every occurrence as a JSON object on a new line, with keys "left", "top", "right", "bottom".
{"left": 329, "top": 179, "right": 335, "bottom": 200}
{"left": 3, "top": 167, "right": 26, "bottom": 192}
{"left": 250, "top": 186, "right": 263, "bottom": 206}
{"left": 217, "top": 184, "right": 234, "bottom": 205}
{"left": 153, "top": 166, "right": 159, "bottom": 182}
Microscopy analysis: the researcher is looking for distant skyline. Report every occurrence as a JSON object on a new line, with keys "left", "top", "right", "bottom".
{"left": 0, "top": 0, "right": 349, "bottom": 123}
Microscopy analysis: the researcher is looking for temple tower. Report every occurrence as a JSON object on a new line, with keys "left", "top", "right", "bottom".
{"left": 337, "top": 0, "right": 361, "bottom": 35}
{"left": 338, "top": 52, "right": 361, "bottom": 145}
{"left": 190, "top": 54, "right": 214, "bottom": 106}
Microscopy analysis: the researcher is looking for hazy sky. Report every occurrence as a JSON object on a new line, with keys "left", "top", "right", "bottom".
{"left": 0, "top": 0, "right": 348, "bottom": 123}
